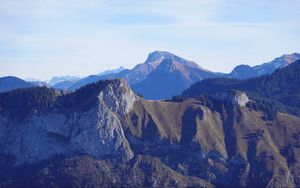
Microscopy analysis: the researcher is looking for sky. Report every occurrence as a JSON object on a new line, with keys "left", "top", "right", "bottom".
{"left": 0, "top": 0, "right": 300, "bottom": 80}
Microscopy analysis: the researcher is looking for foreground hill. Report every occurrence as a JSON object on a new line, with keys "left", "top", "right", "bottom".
{"left": 0, "top": 79, "right": 300, "bottom": 187}
{"left": 0, "top": 76, "right": 34, "bottom": 93}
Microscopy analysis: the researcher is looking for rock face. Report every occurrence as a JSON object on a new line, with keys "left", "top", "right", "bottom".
{"left": 1, "top": 79, "right": 300, "bottom": 187}
{"left": 212, "top": 90, "right": 249, "bottom": 106}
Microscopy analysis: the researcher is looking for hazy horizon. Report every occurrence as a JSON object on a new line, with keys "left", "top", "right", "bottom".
{"left": 1, "top": 0, "right": 299, "bottom": 80}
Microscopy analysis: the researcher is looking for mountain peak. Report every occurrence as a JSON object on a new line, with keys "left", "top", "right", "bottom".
{"left": 282, "top": 52, "right": 300, "bottom": 58}
{"left": 145, "top": 51, "right": 186, "bottom": 64}
{"left": 281, "top": 53, "right": 300, "bottom": 66}
{"left": 145, "top": 51, "right": 202, "bottom": 70}
{"left": 145, "top": 51, "right": 174, "bottom": 63}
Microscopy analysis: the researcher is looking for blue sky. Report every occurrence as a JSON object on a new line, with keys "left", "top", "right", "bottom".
{"left": 0, "top": 0, "right": 299, "bottom": 80}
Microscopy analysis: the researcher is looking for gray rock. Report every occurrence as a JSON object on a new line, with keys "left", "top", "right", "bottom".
{"left": 212, "top": 90, "right": 249, "bottom": 106}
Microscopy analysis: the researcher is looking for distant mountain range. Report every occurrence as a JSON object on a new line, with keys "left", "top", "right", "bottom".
{"left": 49, "top": 76, "right": 80, "bottom": 86}
{"left": 228, "top": 53, "right": 300, "bottom": 79}
{"left": 68, "top": 51, "right": 176, "bottom": 90}
{"left": 68, "top": 51, "right": 300, "bottom": 99}
{"left": 0, "top": 51, "right": 299, "bottom": 100}
{"left": 30, "top": 81, "right": 51, "bottom": 88}
{"left": 25, "top": 67, "right": 127, "bottom": 91}
{"left": 69, "top": 51, "right": 222, "bottom": 99}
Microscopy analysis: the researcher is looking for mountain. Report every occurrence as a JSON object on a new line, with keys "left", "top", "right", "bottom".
{"left": 49, "top": 76, "right": 80, "bottom": 86}
{"left": 183, "top": 59, "right": 300, "bottom": 117}
{"left": 0, "top": 76, "right": 34, "bottom": 93}
{"left": 30, "top": 81, "right": 51, "bottom": 88}
{"left": 70, "top": 51, "right": 220, "bottom": 99}
{"left": 98, "top": 66, "right": 127, "bottom": 76}
{"left": 228, "top": 64, "right": 259, "bottom": 79}
{"left": 228, "top": 53, "right": 300, "bottom": 79}
{"left": 1, "top": 79, "right": 300, "bottom": 187}
{"left": 52, "top": 80, "right": 78, "bottom": 90}
{"left": 122, "top": 51, "right": 206, "bottom": 84}
{"left": 68, "top": 75, "right": 103, "bottom": 91}
{"left": 69, "top": 51, "right": 179, "bottom": 91}
{"left": 68, "top": 65, "right": 127, "bottom": 90}
{"left": 132, "top": 57, "right": 220, "bottom": 99}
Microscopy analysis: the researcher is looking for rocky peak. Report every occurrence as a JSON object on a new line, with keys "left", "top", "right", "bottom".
{"left": 282, "top": 53, "right": 300, "bottom": 66}
{"left": 145, "top": 51, "right": 201, "bottom": 69}
{"left": 145, "top": 51, "right": 167, "bottom": 63}
{"left": 212, "top": 90, "right": 249, "bottom": 106}
{"left": 145, "top": 51, "right": 185, "bottom": 63}
{"left": 97, "top": 79, "right": 138, "bottom": 115}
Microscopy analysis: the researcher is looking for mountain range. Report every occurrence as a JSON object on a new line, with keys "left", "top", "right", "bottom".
{"left": 1, "top": 59, "right": 300, "bottom": 187}
{"left": 68, "top": 51, "right": 202, "bottom": 91}
{"left": 1, "top": 51, "right": 299, "bottom": 100}
{"left": 66, "top": 51, "right": 300, "bottom": 99}
{"left": 228, "top": 53, "right": 300, "bottom": 79}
